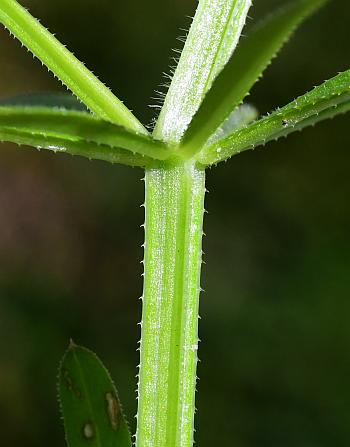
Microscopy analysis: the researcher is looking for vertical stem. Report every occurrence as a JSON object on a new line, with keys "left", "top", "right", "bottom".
{"left": 136, "top": 161, "right": 206, "bottom": 447}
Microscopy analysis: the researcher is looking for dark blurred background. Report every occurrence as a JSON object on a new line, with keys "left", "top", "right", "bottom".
{"left": 0, "top": 0, "right": 349, "bottom": 445}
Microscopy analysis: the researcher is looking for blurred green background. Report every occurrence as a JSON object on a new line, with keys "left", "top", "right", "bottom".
{"left": 0, "top": 0, "right": 349, "bottom": 445}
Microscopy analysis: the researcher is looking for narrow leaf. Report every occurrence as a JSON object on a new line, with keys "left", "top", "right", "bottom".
{"left": 0, "top": 92, "right": 88, "bottom": 111}
{"left": 206, "top": 103, "right": 258, "bottom": 146}
{"left": 0, "top": 0, "right": 147, "bottom": 133}
{"left": 153, "top": 0, "right": 252, "bottom": 143}
{"left": 0, "top": 106, "right": 171, "bottom": 160}
{"left": 58, "top": 343, "right": 132, "bottom": 447}
{"left": 1, "top": 128, "right": 153, "bottom": 167}
{"left": 198, "top": 70, "right": 350, "bottom": 166}
{"left": 181, "top": 0, "right": 328, "bottom": 155}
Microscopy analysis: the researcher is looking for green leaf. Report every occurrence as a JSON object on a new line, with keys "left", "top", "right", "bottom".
{"left": 1, "top": 128, "right": 154, "bottom": 167}
{"left": 206, "top": 103, "right": 258, "bottom": 146}
{"left": 198, "top": 70, "right": 350, "bottom": 166}
{"left": 0, "top": 0, "right": 147, "bottom": 133}
{"left": 181, "top": 0, "right": 328, "bottom": 156}
{"left": 153, "top": 0, "right": 252, "bottom": 143}
{"left": 58, "top": 342, "right": 132, "bottom": 447}
{"left": 0, "top": 106, "right": 171, "bottom": 162}
{"left": 0, "top": 92, "right": 88, "bottom": 111}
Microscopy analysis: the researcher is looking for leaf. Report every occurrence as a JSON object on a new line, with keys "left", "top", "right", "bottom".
{"left": 1, "top": 128, "right": 153, "bottom": 167}
{"left": 58, "top": 342, "right": 132, "bottom": 447}
{"left": 0, "top": 106, "right": 171, "bottom": 161}
{"left": 181, "top": 0, "right": 328, "bottom": 155}
{"left": 206, "top": 103, "right": 258, "bottom": 146}
{"left": 153, "top": 0, "right": 252, "bottom": 143}
{"left": 0, "top": 0, "right": 146, "bottom": 133}
{"left": 0, "top": 92, "right": 88, "bottom": 111}
{"left": 197, "top": 70, "right": 350, "bottom": 166}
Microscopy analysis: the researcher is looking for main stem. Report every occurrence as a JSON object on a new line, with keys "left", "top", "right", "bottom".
{"left": 136, "top": 161, "right": 206, "bottom": 447}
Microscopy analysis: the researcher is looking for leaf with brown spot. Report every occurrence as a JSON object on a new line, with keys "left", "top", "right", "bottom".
{"left": 58, "top": 343, "right": 131, "bottom": 447}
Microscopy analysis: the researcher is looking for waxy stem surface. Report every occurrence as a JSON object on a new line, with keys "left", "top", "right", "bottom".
{"left": 136, "top": 161, "right": 206, "bottom": 447}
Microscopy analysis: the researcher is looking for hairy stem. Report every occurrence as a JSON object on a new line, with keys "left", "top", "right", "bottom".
{"left": 136, "top": 161, "right": 206, "bottom": 447}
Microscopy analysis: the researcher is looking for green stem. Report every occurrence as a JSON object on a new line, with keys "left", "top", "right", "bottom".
{"left": 136, "top": 161, "right": 206, "bottom": 447}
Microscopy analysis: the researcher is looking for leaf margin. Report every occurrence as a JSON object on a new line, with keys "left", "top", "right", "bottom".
{"left": 180, "top": 0, "right": 329, "bottom": 157}
{"left": 0, "top": 0, "right": 147, "bottom": 133}
{"left": 197, "top": 69, "right": 350, "bottom": 166}
{"left": 58, "top": 341, "right": 132, "bottom": 447}
{"left": 0, "top": 105, "right": 172, "bottom": 163}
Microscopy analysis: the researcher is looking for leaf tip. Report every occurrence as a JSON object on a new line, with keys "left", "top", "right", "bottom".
{"left": 68, "top": 338, "right": 77, "bottom": 350}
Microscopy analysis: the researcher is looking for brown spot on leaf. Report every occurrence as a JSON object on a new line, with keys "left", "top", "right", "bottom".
{"left": 105, "top": 392, "right": 119, "bottom": 430}
{"left": 82, "top": 422, "right": 95, "bottom": 440}
{"left": 62, "top": 368, "right": 83, "bottom": 399}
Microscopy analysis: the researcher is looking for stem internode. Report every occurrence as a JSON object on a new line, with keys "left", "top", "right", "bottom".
{"left": 136, "top": 161, "right": 206, "bottom": 447}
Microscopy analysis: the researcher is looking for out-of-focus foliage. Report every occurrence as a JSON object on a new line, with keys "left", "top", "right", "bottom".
{"left": 0, "top": 1, "right": 349, "bottom": 446}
